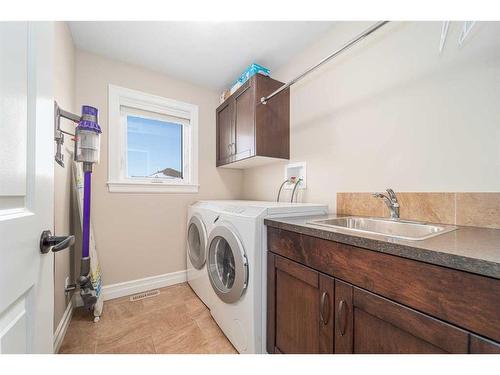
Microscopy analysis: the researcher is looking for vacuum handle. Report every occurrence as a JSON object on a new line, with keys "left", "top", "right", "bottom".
{"left": 40, "top": 230, "right": 75, "bottom": 254}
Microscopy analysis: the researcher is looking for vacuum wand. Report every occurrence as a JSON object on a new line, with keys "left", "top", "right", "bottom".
{"left": 82, "top": 166, "right": 92, "bottom": 259}
{"left": 78, "top": 165, "right": 96, "bottom": 310}
{"left": 55, "top": 103, "right": 102, "bottom": 312}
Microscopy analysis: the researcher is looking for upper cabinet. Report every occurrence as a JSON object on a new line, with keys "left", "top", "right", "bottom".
{"left": 216, "top": 74, "right": 290, "bottom": 168}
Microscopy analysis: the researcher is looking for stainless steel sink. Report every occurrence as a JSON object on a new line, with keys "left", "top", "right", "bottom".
{"left": 308, "top": 217, "right": 457, "bottom": 241}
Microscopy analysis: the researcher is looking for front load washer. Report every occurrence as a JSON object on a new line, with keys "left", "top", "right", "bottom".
{"left": 186, "top": 202, "right": 218, "bottom": 310}
{"left": 201, "top": 201, "right": 328, "bottom": 353}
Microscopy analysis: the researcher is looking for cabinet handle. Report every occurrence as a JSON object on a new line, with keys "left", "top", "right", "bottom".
{"left": 338, "top": 300, "right": 347, "bottom": 336}
{"left": 320, "top": 291, "right": 330, "bottom": 325}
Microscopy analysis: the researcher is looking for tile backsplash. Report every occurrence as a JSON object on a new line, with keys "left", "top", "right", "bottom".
{"left": 336, "top": 192, "right": 500, "bottom": 229}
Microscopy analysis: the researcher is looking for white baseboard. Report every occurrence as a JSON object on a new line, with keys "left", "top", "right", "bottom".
{"left": 102, "top": 270, "right": 187, "bottom": 301}
{"left": 53, "top": 296, "right": 74, "bottom": 354}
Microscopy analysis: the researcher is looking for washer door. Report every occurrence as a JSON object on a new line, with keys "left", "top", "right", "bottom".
{"left": 207, "top": 225, "right": 248, "bottom": 304}
{"left": 187, "top": 215, "right": 207, "bottom": 270}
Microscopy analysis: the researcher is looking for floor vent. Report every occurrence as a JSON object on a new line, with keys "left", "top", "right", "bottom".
{"left": 129, "top": 289, "right": 160, "bottom": 302}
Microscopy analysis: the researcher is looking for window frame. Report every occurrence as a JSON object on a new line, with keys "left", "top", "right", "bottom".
{"left": 107, "top": 84, "right": 199, "bottom": 193}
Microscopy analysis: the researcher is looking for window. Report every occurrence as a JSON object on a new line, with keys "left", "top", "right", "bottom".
{"left": 125, "top": 110, "right": 183, "bottom": 179}
{"left": 108, "top": 85, "right": 198, "bottom": 193}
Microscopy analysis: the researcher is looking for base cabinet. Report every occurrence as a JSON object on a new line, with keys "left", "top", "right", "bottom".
{"left": 267, "top": 250, "right": 500, "bottom": 354}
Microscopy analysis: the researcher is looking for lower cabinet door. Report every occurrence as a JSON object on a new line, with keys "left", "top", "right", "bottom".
{"left": 334, "top": 280, "right": 470, "bottom": 354}
{"left": 267, "top": 253, "right": 334, "bottom": 354}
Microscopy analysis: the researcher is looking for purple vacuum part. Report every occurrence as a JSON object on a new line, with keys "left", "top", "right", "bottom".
{"left": 79, "top": 105, "right": 99, "bottom": 260}
{"left": 82, "top": 171, "right": 92, "bottom": 259}
{"left": 78, "top": 105, "right": 102, "bottom": 134}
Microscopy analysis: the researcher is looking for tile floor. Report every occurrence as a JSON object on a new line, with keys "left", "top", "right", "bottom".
{"left": 58, "top": 283, "right": 237, "bottom": 354}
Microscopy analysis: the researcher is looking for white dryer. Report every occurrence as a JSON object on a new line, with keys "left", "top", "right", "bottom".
{"left": 186, "top": 202, "right": 218, "bottom": 310}
{"left": 201, "top": 201, "right": 328, "bottom": 354}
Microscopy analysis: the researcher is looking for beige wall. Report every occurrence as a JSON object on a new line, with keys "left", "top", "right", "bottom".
{"left": 75, "top": 50, "right": 243, "bottom": 285}
{"left": 53, "top": 22, "right": 76, "bottom": 329}
{"left": 242, "top": 22, "right": 500, "bottom": 210}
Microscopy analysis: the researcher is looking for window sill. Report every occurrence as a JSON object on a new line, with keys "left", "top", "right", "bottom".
{"left": 107, "top": 181, "right": 199, "bottom": 193}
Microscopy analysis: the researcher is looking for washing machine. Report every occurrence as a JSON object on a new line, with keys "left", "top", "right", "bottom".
{"left": 186, "top": 202, "right": 219, "bottom": 310}
{"left": 202, "top": 200, "right": 328, "bottom": 353}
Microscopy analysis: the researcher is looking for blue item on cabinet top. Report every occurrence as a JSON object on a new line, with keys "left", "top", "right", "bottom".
{"left": 236, "top": 63, "right": 270, "bottom": 85}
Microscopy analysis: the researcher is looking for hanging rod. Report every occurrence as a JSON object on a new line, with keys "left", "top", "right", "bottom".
{"left": 260, "top": 21, "right": 390, "bottom": 105}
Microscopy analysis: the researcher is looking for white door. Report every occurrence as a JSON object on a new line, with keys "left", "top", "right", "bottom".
{"left": 0, "top": 22, "right": 54, "bottom": 353}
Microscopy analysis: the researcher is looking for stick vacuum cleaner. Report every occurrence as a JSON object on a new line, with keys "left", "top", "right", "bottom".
{"left": 75, "top": 106, "right": 102, "bottom": 310}
{"left": 54, "top": 103, "right": 102, "bottom": 313}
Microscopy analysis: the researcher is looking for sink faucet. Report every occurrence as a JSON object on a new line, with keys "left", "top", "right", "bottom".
{"left": 373, "top": 188, "right": 400, "bottom": 219}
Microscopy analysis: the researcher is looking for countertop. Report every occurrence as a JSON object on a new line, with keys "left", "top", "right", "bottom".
{"left": 264, "top": 214, "right": 500, "bottom": 280}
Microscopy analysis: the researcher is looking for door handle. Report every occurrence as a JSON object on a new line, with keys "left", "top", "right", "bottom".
{"left": 40, "top": 230, "right": 75, "bottom": 254}
{"left": 320, "top": 291, "right": 330, "bottom": 325}
{"left": 338, "top": 299, "right": 347, "bottom": 336}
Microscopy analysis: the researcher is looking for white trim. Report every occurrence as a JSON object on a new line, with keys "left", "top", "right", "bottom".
{"left": 107, "top": 181, "right": 199, "bottom": 193}
{"left": 53, "top": 296, "right": 74, "bottom": 354}
{"left": 107, "top": 84, "right": 199, "bottom": 193}
{"left": 102, "top": 270, "right": 187, "bottom": 301}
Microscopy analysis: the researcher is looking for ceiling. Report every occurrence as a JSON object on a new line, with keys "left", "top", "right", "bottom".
{"left": 68, "top": 21, "right": 335, "bottom": 91}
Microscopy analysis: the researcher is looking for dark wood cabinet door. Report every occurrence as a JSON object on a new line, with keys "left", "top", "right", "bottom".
{"left": 216, "top": 99, "right": 234, "bottom": 165}
{"left": 274, "top": 255, "right": 319, "bottom": 354}
{"left": 234, "top": 83, "right": 255, "bottom": 161}
{"left": 334, "top": 280, "right": 469, "bottom": 354}
{"left": 267, "top": 253, "right": 334, "bottom": 354}
{"left": 254, "top": 75, "right": 290, "bottom": 159}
